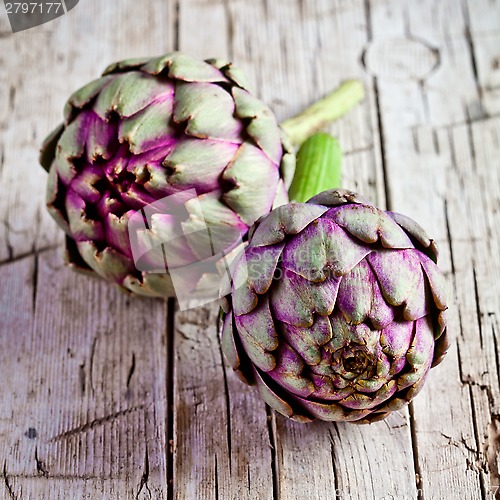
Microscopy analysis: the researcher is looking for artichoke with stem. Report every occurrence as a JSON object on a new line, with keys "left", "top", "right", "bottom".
{"left": 40, "top": 52, "right": 363, "bottom": 299}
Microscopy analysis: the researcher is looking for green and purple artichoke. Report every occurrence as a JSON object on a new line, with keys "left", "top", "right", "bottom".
{"left": 221, "top": 189, "right": 449, "bottom": 423}
{"left": 40, "top": 52, "right": 294, "bottom": 297}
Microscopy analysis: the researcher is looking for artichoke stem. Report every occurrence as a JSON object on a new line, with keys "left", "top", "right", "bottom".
{"left": 281, "top": 80, "right": 364, "bottom": 147}
{"left": 288, "top": 132, "right": 342, "bottom": 203}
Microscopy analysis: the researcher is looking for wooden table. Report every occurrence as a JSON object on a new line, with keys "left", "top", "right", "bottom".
{"left": 1, "top": 1, "right": 499, "bottom": 498}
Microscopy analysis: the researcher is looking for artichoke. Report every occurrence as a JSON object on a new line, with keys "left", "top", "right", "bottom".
{"left": 40, "top": 52, "right": 295, "bottom": 298}
{"left": 221, "top": 189, "right": 449, "bottom": 423}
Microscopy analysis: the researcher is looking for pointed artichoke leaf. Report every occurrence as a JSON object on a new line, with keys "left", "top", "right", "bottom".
{"left": 328, "top": 313, "right": 375, "bottom": 351}
{"left": 234, "top": 296, "right": 279, "bottom": 372}
{"left": 432, "top": 318, "right": 449, "bottom": 367}
{"left": 221, "top": 312, "right": 241, "bottom": 371}
{"left": 57, "top": 111, "right": 88, "bottom": 160}
{"left": 293, "top": 396, "right": 367, "bottom": 422}
{"left": 307, "top": 189, "right": 368, "bottom": 206}
{"left": 336, "top": 259, "right": 376, "bottom": 325}
{"left": 174, "top": 82, "right": 243, "bottom": 141}
{"left": 398, "top": 316, "right": 434, "bottom": 390}
{"left": 279, "top": 149, "right": 296, "bottom": 189}
{"left": 232, "top": 243, "right": 284, "bottom": 316}
{"left": 40, "top": 124, "right": 64, "bottom": 172}
{"left": 389, "top": 211, "right": 439, "bottom": 261}
{"left": 65, "top": 190, "right": 104, "bottom": 242}
{"left": 164, "top": 139, "right": 239, "bottom": 192}
{"left": 233, "top": 87, "right": 282, "bottom": 164}
{"left": 380, "top": 320, "right": 415, "bottom": 372}
{"left": 282, "top": 218, "right": 371, "bottom": 281}
{"left": 328, "top": 204, "right": 414, "bottom": 248}
{"left": 86, "top": 113, "right": 118, "bottom": 162}
{"left": 418, "top": 251, "right": 448, "bottom": 311}
{"left": 102, "top": 57, "right": 153, "bottom": 75}
{"left": 271, "top": 179, "right": 289, "bottom": 210}
{"left": 222, "top": 66, "right": 253, "bottom": 92}
{"left": 223, "top": 143, "right": 279, "bottom": 226}
{"left": 271, "top": 268, "right": 340, "bottom": 327}
{"left": 232, "top": 86, "right": 270, "bottom": 118}
{"left": 246, "top": 116, "right": 283, "bottom": 166}
{"left": 346, "top": 381, "right": 397, "bottom": 408}
{"left": 251, "top": 203, "right": 328, "bottom": 247}
{"left": 205, "top": 58, "right": 253, "bottom": 91}
{"left": 64, "top": 75, "right": 115, "bottom": 122}
{"left": 281, "top": 315, "right": 333, "bottom": 366}
{"left": 69, "top": 164, "right": 103, "bottom": 204}
{"left": 104, "top": 211, "right": 133, "bottom": 258}
{"left": 94, "top": 71, "right": 174, "bottom": 119}
{"left": 119, "top": 101, "right": 176, "bottom": 154}
{"left": 267, "top": 343, "right": 316, "bottom": 397}
{"left": 64, "top": 236, "right": 95, "bottom": 275}
{"left": 254, "top": 370, "right": 313, "bottom": 423}
{"left": 46, "top": 167, "right": 71, "bottom": 234}
{"left": 76, "top": 240, "right": 135, "bottom": 283}
{"left": 368, "top": 249, "right": 429, "bottom": 320}
{"left": 151, "top": 52, "right": 228, "bottom": 82}
{"left": 122, "top": 272, "right": 176, "bottom": 298}
{"left": 182, "top": 192, "right": 247, "bottom": 260}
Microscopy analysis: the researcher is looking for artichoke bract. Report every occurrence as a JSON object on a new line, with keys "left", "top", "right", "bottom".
{"left": 40, "top": 52, "right": 294, "bottom": 298}
{"left": 221, "top": 189, "right": 449, "bottom": 423}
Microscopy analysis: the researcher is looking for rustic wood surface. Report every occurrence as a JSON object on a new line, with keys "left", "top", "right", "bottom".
{"left": 0, "top": 0, "right": 499, "bottom": 499}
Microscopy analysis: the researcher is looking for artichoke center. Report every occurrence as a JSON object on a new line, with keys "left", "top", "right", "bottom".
{"left": 111, "top": 168, "right": 137, "bottom": 193}
{"left": 342, "top": 350, "right": 370, "bottom": 375}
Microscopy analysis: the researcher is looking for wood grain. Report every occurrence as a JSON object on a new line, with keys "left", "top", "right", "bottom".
{"left": 0, "top": 0, "right": 499, "bottom": 498}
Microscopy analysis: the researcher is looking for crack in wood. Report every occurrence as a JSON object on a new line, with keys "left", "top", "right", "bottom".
{"left": 373, "top": 78, "right": 392, "bottom": 210}
{"left": 265, "top": 407, "right": 280, "bottom": 500}
{"left": 49, "top": 404, "right": 145, "bottom": 442}
{"left": 222, "top": 0, "right": 234, "bottom": 60}
{"left": 0, "top": 244, "right": 60, "bottom": 267}
{"left": 79, "top": 363, "right": 86, "bottom": 395}
{"left": 126, "top": 352, "right": 136, "bottom": 388}
{"left": 31, "top": 253, "right": 38, "bottom": 314}
{"left": 2, "top": 461, "right": 17, "bottom": 500}
{"left": 216, "top": 322, "right": 232, "bottom": 471}
{"left": 472, "top": 268, "right": 484, "bottom": 350}
{"left": 136, "top": 446, "right": 151, "bottom": 499}
{"left": 485, "top": 416, "right": 500, "bottom": 489}
{"left": 89, "top": 335, "right": 98, "bottom": 395}
{"left": 166, "top": 298, "right": 175, "bottom": 500}
{"left": 214, "top": 455, "right": 219, "bottom": 500}
{"left": 344, "top": 145, "right": 375, "bottom": 156}
{"left": 408, "top": 404, "right": 424, "bottom": 500}
{"left": 34, "top": 447, "right": 48, "bottom": 478}
{"left": 492, "top": 321, "right": 500, "bottom": 393}
{"left": 461, "top": 0, "right": 482, "bottom": 98}
{"left": 8, "top": 86, "right": 16, "bottom": 113}
{"left": 328, "top": 428, "right": 340, "bottom": 500}
{"left": 173, "top": 1, "right": 180, "bottom": 51}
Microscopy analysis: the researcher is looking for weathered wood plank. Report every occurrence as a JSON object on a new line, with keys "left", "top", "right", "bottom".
{"left": 0, "top": 0, "right": 499, "bottom": 498}
{"left": 173, "top": 304, "right": 276, "bottom": 500}
{"left": 175, "top": 2, "right": 278, "bottom": 498}
{"left": 177, "top": 1, "right": 417, "bottom": 500}
{"left": 466, "top": 0, "right": 500, "bottom": 116}
{"left": 0, "top": 0, "right": 175, "bottom": 263}
{"left": 368, "top": 0, "right": 500, "bottom": 498}
{"left": 0, "top": 249, "right": 170, "bottom": 498}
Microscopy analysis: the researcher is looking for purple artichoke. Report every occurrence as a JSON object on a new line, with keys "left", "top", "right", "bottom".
{"left": 40, "top": 52, "right": 294, "bottom": 298}
{"left": 221, "top": 189, "right": 449, "bottom": 423}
